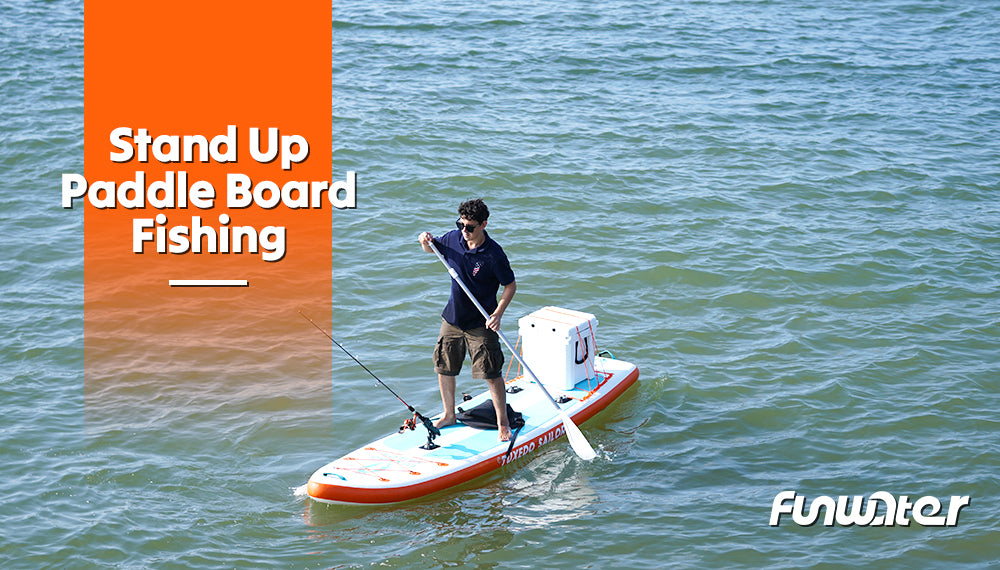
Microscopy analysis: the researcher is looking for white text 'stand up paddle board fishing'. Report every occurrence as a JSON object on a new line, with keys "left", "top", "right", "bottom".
{"left": 303, "top": 242, "right": 639, "bottom": 504}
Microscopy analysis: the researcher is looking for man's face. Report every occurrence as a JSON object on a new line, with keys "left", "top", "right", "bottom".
{"left": 457, "top": 217, "right": 484, "bottom": 237}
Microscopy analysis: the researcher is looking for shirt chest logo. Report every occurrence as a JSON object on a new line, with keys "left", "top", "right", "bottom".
{"left": 472, "top": 262, "right": 482, "bottom": 277}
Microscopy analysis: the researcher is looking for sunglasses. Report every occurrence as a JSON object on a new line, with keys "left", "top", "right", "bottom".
{"left": 456, "top": 219, "right": 480, "bottom": 233}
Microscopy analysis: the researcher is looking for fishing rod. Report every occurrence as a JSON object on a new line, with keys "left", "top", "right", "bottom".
{"left": 298, "top": 310, "right": 441, "bottom": 449}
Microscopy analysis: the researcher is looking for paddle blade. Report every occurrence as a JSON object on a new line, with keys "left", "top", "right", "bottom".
{"left": 559, "top": 412, "right": 597, "bottom": 460}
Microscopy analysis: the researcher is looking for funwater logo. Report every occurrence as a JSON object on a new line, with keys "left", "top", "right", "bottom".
{"left": 770, "top": 491, "right": 970, "bottom": 527}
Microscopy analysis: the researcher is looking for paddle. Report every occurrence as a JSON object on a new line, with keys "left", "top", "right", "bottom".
{"left": 427, "top": 240, "right": 597, "bottom": 460}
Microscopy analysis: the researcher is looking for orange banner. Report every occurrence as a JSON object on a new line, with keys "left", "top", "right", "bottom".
{"left": 83, "top": 2, "right": 333, "bottom": 428}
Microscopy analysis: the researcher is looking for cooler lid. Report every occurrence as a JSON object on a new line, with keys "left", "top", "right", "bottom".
{"left": 518, "top": 306, "right": 598, "bottom": 337}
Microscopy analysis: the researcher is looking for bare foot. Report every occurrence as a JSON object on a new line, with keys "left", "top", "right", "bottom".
{"left": 434, "top": 415, "right": 456, "bottom": 429}
{"left": 499, "top": 424, "right": 512, "bottom": 442}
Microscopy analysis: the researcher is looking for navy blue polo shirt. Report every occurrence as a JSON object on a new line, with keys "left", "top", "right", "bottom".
{"left": 434, "top": 229, "right": 515, "bottom": 330}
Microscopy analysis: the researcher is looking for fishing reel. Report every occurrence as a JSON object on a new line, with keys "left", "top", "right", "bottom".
{"left": 399, "top": 415, "right": 418, "bottom": 433}
{"left": 399, "top": 412, "right": 441, "bottom": 450}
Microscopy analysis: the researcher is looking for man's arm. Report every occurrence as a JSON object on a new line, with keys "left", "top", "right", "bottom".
{"left": 486, "top": 281, "right": 516, "bottom": 331}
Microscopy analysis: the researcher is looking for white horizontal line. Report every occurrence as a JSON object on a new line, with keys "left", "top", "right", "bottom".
{"left": 168, "top": 279, "right": 249, "bottom": 287}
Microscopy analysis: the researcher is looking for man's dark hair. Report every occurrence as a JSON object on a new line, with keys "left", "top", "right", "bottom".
{"left": 458, "top": 198, "right": 490, "bottom": 223}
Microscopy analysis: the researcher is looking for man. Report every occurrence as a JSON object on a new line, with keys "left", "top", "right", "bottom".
{"left": 418, "top": 198, "right": 517, "bottom": 441}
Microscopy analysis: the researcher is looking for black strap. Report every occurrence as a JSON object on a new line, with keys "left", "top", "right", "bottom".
{"left": 504, "top": 423, "right": 525, "bottom": 459}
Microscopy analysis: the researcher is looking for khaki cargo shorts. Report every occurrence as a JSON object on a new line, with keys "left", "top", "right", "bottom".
{"left": 433, "top": 319, "right": 505, "bottom": 380}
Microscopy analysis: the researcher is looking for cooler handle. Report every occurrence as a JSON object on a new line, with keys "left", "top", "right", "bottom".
{"left": 574, "top": 337, "right": 589, "bottom": 364}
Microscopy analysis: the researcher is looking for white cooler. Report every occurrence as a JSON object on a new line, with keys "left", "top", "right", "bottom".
{"left": 517, "top": 306, "right": 598, "bottom": 391}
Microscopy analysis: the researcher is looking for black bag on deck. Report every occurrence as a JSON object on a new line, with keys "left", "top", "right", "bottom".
{"left": 456, "top": 400, "right": 525, "bottom": 430}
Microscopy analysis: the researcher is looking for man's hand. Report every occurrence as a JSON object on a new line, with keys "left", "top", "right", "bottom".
{"left": 418, "top": 232, "right": 433, "bottom": 251}
{"left": 486, "top": 313, "right": 502, "bottom": 331}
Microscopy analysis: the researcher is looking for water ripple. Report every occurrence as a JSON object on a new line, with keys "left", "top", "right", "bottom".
{"left": 4, "top": 0, "right": 1000, "bottom": 567}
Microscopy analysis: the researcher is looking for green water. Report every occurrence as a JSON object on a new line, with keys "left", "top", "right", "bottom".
{"left": 3, "top": 1, "right": 999, "bottom": 568}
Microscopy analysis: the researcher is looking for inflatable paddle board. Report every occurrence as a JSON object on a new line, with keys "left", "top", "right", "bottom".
{"left": 306, "top": 307, "right": 639, "bottom": 505}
